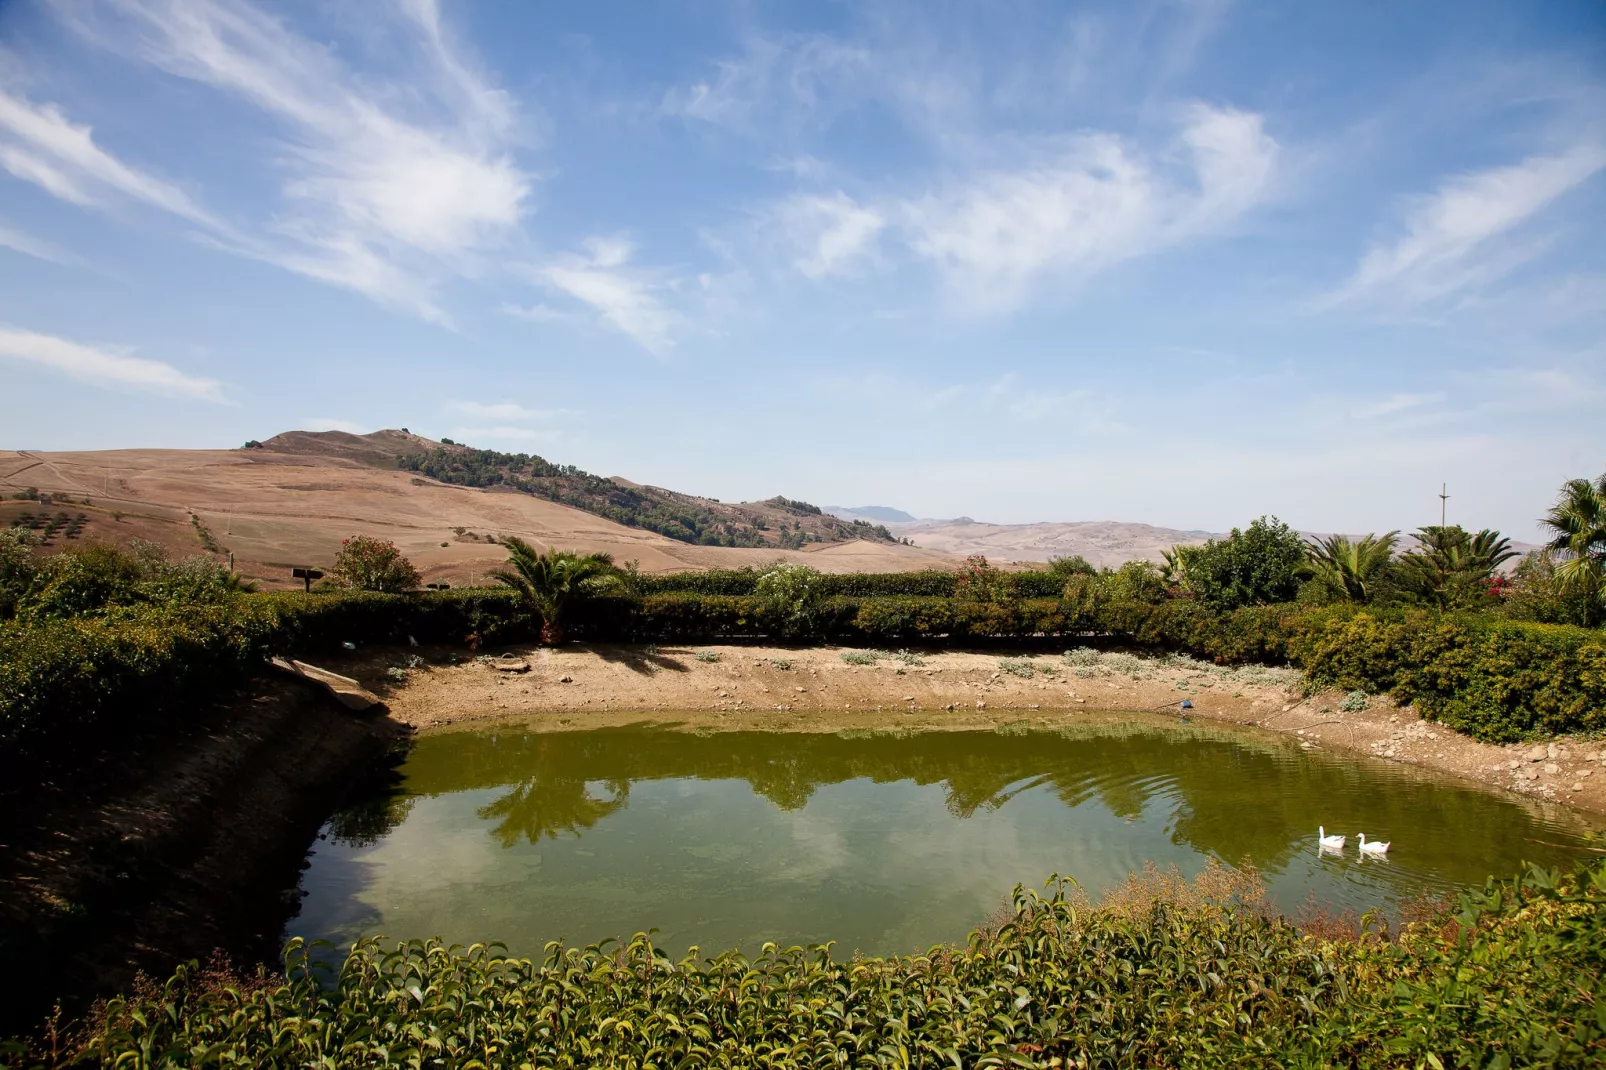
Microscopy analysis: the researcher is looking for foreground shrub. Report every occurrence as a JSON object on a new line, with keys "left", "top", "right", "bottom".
{"left": 58, "top": 861, "right": 1606, "bottom": 1068}
{"left": 0, "top": 589, "right": 528, "bottom": 783}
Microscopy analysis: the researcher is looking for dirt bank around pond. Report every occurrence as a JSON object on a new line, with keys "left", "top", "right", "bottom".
{"left": 0, "top": 679, "right": 404, "bottom": 1032}
{"left": 354, "top": 642, "right": 1606, "bottom": 818}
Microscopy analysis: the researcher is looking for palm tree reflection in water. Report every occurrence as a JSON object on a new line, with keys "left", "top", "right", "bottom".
{"left": 476, "top": 773, "right": 631, "bottom": 847}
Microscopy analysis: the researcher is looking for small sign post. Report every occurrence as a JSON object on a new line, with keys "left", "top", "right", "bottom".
{"left": 291, "top": 567, "right": 324, "bottom": 593}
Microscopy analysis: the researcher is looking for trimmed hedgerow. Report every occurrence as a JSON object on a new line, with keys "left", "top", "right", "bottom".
{"left": 0, "top": 589, "right": 532, "bottom": 783}
{"left": 5, "top": 587, "right": 1604, "bottom": 779}
{"left": 1289, "top": 610, "right": 1606, "bottom": 742}
{"left": 52, "top": 861, "right": 1606, "bottom": 1068}
{"left": 636, "top": 568, "right": 1068, "bottom": 600}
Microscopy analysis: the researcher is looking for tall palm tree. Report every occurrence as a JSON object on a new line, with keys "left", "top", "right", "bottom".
{"left": 491, "top": 536, "right": 622, "bottom": 645}
{"left": 1540, "top": 472, "right": 1606, "bottom": 610}
{"left": 1305, "top": 531, "right": 1398, "bottom": 603}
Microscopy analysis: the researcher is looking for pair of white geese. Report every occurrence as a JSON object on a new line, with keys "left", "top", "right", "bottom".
{"left": 1318, "top": 827, "right": 1390, "bottom": 856}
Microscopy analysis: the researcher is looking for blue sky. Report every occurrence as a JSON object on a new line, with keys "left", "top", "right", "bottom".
{"left": 0, "top": 0, "right": 1602, "bottom": 539}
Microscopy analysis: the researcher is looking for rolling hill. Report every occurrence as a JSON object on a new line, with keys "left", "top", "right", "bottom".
{"left": 0, "top": 430, "right": 954, "bottom": 589}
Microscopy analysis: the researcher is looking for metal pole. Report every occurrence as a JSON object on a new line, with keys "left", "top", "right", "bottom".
{"left": 1439, "top": 483, "right": 1449, "bottom": 526}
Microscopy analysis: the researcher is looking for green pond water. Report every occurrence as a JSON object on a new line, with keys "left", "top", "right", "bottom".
{"left": 294, "top": 715, "right": 1606, "bottom": 959}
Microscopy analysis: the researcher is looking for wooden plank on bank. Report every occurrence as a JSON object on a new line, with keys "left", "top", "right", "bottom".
{"left": 270, "top": 657, "right": 383, "bottom": 711}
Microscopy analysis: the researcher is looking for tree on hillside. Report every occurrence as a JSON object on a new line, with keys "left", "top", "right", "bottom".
{"left": 492, "top": 537, "right": 623, "bottom": 645}
{"left": 1392, "top": 526, "right": 1516, "bottom": 610}
{"left": 333, "top": 536, "right": 421, "bottom": 593}
{"left": 1304, "top": 532, "right": 1399, "bottom": 604}
{"left": 1539, "top": 471, "right": 1606, "bottom": 617}
{"left": 1181, "top": 517, "right": 1307, "bottom": 610}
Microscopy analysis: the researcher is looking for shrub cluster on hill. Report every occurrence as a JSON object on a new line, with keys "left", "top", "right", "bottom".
{"left": 395, "top": 444, "right": 895, "bottom": 548}
{"left": 40, "top": 860, "right": 1606, "bottom": 1068}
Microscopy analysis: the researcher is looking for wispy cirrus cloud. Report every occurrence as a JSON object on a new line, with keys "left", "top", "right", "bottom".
{"left": 0, "top": 325, "right": 227, "bottom": 402}
{"left": 31, "top": 0, "right": 532, "bottom": 322}
{"left": 899, "top": 105, "right": 1277, "bottom": 311}
{"left": 1349, "top": 392, "right": 1445, "bottom": 420}
{"left": 0, "top": 89, "right": 219, "bottom": 226}
{"left": 446, "top": 400, "right": 578, "bottom": 421}
{"left": 1325, "top": 142, "right": 1606, "bottom": 310}
{"left": 766, "top": 191, "right": 886, "bottom": 279}
{"left": 749, "top": 104, "right": 1277, "bottom": 312}
{"left": 534, "top": 236, "right": 680, "bottom": 354}
{"left": 0, "top": 222, "right": 74, "bottom": 265}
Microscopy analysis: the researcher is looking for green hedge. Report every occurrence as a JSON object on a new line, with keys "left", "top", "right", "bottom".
{"left": 53, "top": 861, "right": 1606, "bottom": 1068}
{"left": 0, "top": 590, "right": 532, "bottom": 781}
{"left": 4, "top": 588, "right": 1604, "bottom": 777}
{"left": 1290, "top": 611, "right": 1606, "bottom": 742}
{"left": 637, "top": 568, "right": 1067, "bottom": 599}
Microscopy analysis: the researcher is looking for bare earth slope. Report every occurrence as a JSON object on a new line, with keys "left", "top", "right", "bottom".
{"left": 0, "top": 432, "right": 955, "bottom": 588}
{"left": 890, "top": 518, "right": 1215, "bottom": 567}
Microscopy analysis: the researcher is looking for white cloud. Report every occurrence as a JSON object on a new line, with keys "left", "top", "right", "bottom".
{"left": 41, "top": 0, "right": 531, "bottom": 321}
{"left": 1329, "top": 143, "right": 1606, "bottom": 308}
{"left": 0, "top": 90, "right": 218, "bottom": 225}
{"left": 447, "top": 400, "right": 577, "bottom": 421}
{"left": 769, "top": 191, "right": 885, "bottom": 279}
{"left": 0, "top": 222, "right": 72, "bottom": 264}
{"left": 500, "top": 302, "right": 572, "bottom": 323}
{"left": 0, "top": 325, "right": 227, "bottom": 402}
{"left": 301, "top": 417, "right": 367, "bottom": 433}
{"left": 536, "top": 236, "right": 679, "bottom": 353}
{"left": 897, "top": 105, "right": 1277, "bottom": 312}
{"left": 1350, "top": 392, "right": 1445, "bottom": 420}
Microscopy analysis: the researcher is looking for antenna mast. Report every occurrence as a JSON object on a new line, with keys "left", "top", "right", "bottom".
{"left": 1438, "top": 483, "right": 1450, "bottom": 527}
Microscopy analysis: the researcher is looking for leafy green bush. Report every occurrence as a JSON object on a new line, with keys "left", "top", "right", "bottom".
{"left": 1291, "top": 610, "right": 1606, "bottom": 741}
{"left": 753, "top": 562, "right": 824, "bottom": 637}
{"left": 1503, "top": 549, "right": 1605, "bottom": 627}
{"left": 840, "top": 649, "right": 879, "bottom": 665}
{"left": 58, "top": 861, "right": 1606, "bottom": 1068}
{"left": 1181, "top": 516, "right": 1308, "bottom": 610}
{"left": 0, "top": 588, "right": 529, "bottom": 781}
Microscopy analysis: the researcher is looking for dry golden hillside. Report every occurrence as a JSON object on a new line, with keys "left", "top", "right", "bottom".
{"left": 0, "top": 431, "right": 956, "bottom": 588}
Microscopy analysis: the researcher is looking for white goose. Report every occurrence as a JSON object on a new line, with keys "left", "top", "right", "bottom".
{"left": 1318, "top": 826, "right": 1346, "bottom": 851}
{"left": 1357, "top": 833, "right": 1391, "bottom": 857}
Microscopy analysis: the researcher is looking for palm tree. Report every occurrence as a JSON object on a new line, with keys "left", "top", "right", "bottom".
{"left": 1159, "top": 545, "right": 1192, "bottom": 588}
{"left": 1540, "top": 471, "right": 1606, "bottom": 611}
{"left": 1304, "top": 531, "right": 1398, "bottom": 603}
{"left": 491, "top": 537, "right": 623, "bottom": 645}
{"left": 1394, "top": 526, "right": 1517, "bottom": 609}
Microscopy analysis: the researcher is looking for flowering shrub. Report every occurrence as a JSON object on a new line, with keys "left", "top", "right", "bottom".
{"left": 331, "top": 536, "right": 420, "bottom": 593}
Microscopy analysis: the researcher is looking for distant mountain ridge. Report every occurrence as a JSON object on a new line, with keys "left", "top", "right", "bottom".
{"left": 824, "top": 505, "right": 917, "bottom": 524}
{"left": 826, "top": 502, "right": 1215, "bottom": 566}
